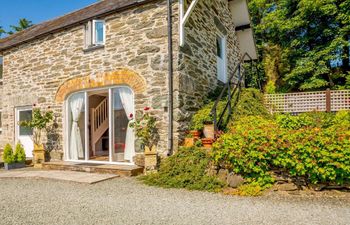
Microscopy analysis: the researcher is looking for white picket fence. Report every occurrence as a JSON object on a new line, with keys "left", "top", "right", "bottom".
{"left": 265, "top": 89, "right": 350, "bottom": 114}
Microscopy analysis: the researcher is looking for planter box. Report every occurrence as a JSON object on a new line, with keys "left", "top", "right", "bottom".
{"left": 4, "top": 162, "right": 26, "bottom": 170}
{"left": 203, "top": 124, "right": 215, "bottom": 139}
{"left": 49, "top": 151, "right": 63, "bottom": 161}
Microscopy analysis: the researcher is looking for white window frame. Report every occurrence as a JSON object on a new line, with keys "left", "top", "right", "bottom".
{"left": 92, "top": 20, "right": 106, "bottom": 46}
{"left": 84, "top": 20, "right": 106, "bottom": 49}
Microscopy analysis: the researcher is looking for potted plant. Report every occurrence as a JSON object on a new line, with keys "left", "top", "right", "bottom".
{"left": 190, "top": 106, "right": 214, "bottom": 139}
{"left": 129, "top": 107, "right": 159, "bottom": 171}
{"left": 201, "top": 138, "right": 214, "bottom": 148}
{"left": 183, "top": 133, "right": 196, "bottom": 147}
{"left": 20, "top": 107, "right": 53, "bottom": 168}
{"left": 2, "top": 143, "right": 26, "bottom": 170}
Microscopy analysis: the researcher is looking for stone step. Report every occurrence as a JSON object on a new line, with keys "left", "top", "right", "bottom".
{"left": 42, "top": 161, "right": 144, "bottom": 177}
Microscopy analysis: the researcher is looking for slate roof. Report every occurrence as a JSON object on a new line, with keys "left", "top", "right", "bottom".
{"left": 0, "top": 0, "right": 156, "bottom": 51}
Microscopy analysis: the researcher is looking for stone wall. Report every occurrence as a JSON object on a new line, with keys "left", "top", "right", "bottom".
{"left": 0, "top": 0, "right": 179, "bottom": 157}
{"left": 175, "top": 0, "right": 241, "bottom": 140}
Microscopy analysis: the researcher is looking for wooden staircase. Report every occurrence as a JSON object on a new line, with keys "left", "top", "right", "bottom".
{"left": 91, "top": 98, "right": 109, "bottom": 154}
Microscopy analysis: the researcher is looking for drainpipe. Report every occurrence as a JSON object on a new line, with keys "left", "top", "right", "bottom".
{"left": 167, "top": 0, "right": 174, "bottom": 156}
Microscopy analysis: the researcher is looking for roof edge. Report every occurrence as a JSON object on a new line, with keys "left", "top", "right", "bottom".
{"left": 0, "top": 0, "right": 158, "bottom": 53}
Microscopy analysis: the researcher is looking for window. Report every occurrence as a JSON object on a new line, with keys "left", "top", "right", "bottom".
{"left": 0, "top": 56, "right": 3, "bottom": 80}
{"left": 84, "top": 20, "right": 105, "bottom": 48}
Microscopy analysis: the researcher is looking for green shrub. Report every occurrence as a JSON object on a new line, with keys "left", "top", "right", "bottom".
{"left": 232, "top": 88, "right": 270, "bottom": 119}
{"left": 236, "top": 183, "right": 264, "bottom": 196}
{"left": 190, "top": 88, "right": 269, "bottom": 130}
{"left": 14, "top": 143, "right": 26, "bottom": 163}
{"left": 140, "top": 147, "right": 225, "bottom": 192}
{"left": 212, "top": 116, "right": 278, "bottom": 187}
{"left": 2, "top": 144, "right": 15, "bottom": 164}
{"left": 212, "top": 113, "right": 350, "bottom": 186}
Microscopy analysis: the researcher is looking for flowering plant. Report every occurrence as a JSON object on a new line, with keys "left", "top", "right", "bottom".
{"left": 129, "top": 107, "right": 158, "bottom": 148}
{"left": 19, "top": 107, "right": 53, "bottom": 146}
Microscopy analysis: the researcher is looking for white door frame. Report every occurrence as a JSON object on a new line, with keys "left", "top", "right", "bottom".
{"left": 15, "top": 106, "right": 33, "bottom": 158}
{"left": 216, "top": 33, "right": 228, "bottom": 83}
{"left": 64, "top": 85, "right": 135, "bottom": 166}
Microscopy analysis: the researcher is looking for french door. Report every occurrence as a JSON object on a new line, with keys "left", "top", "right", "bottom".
{"left": 66, "top": 86, "right": 135, "bottom": 165}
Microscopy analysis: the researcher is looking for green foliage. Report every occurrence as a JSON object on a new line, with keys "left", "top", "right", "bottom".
{"left": 275, "top": 112, "right": 336, "bottom": 129}
{"left": 236, "top": 183, "right": 264, "bottom": 196}
{"left": 14, "top": 143, "right": 26, "bottom": 163}
{"left": 232, "top": 88, "right": 270, "bottom": 119}
{"left": 2, "top": 144, "right": 15, "bottom": 164}
{"left": 140, "top": 147, "right": 225, "bottom": 192}
{"left": 20, "top": 108, "right": 53, "bottom": 145}
{"left": 249, "top": 0, "right": 350, "bottom": 91}
{"left": 190, "top": 88, "right": 269, "bottom": 130}
{"left": 190, "top": 102, "right": 216, "bottom": 130}
{"left": 8, "top": 18, "right": 33, "bottom": 35}
{"left": 129, "top": 108, "right": 158, "bottom": 148}
{"left": 212, "top": 112, "right": 350, "bottom": 186}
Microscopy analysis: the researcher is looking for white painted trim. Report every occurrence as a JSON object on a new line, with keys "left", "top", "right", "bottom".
{"left": 108, "top": 88, "right": 113, "bottom": 162}
{"left": 180, "top": 0, "right": 200, "bottom": 47}
{"left": 92, "top": 19, "right": 106, "bottom": 46}
{"left": 84, "top": 92, "right": 89, "bottom": 161}
{"left": 216, "top": 32, "right": 228, "bottom": 83}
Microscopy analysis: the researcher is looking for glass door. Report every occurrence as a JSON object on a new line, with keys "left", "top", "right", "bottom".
{"left": 66, "top": 86, "right": 135, "bottom": 164}
{"left": 16, "top": 107, "right": 33, "bottom": 157}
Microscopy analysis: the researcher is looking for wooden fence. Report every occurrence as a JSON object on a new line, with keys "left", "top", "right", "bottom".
{"left": 264, "top": 89, "right": 350, "bottom": 114}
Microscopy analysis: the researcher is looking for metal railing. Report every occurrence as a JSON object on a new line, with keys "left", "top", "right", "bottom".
{"left": 211, "top": 53, "right": 257, "bottom": 133}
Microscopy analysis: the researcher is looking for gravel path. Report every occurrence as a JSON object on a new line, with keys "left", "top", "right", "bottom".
{"left": 0, "top": 177, "right": 349, "bottom": 225}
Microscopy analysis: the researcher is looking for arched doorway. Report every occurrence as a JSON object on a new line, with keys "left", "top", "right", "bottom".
{"left": 65, "top": 86, "right": 135, "bottom": 165}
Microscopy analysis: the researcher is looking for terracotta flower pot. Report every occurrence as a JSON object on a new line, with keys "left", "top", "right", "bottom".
{"left": 202, "top": 138, "right": 214, "bottom": 148}
{"left": 190, "top": 130, "right": 201, "bottom": 139}
{"left": 184, "top": 137, "right": 197, "bottom": 147}
{"left": 203, "top": 123, "right": 215, "bottom": 139}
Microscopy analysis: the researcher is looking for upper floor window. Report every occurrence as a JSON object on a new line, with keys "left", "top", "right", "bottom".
{"left": 84, "top": 20, "right": 105, "bottom": 49}
{"left": 0, "top": 56, "right": 3, "bottom": 80}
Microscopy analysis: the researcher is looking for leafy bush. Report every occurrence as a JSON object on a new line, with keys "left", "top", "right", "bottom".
{"left": 232, "top": 88, "right": 270, "bottom": 119}
{"left": 2, "top": 144, "right": 15, "bottom": 164}
{"left": 140, "top": 147, "right": 225, "bottom": 192}
{"left": 190, "top": 88, "right": 269, "bottom": 130}
{"left": 14, "top": 143, "right": 26, "bottom": 163}
{"left": 212, "top": 112, "right": 350, "bottom": 186}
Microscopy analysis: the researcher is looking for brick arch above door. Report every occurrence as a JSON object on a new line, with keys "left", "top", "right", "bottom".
{"left": 55, "top": 68, "right": 147, "bottom": 103}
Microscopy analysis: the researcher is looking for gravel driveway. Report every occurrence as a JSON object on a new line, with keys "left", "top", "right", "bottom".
{"left": 0, "top": 177, "right": 349, "bottom": 225}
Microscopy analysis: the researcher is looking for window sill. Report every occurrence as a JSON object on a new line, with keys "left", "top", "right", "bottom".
{"left": 83, "top": 45, "right": 105, "bottom": 53}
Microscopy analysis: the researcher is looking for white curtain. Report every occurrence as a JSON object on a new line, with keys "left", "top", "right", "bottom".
{"left": 118, "top": 87, "right": 135, "bottom": 162}
{"left": 69, "top": 93, "right": 85, "bottom": 160}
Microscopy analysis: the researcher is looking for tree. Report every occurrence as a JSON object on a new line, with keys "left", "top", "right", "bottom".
{"left": 8, "top": 18, "right": 33, "bottom": 35}
{"left": 0, "top": 26, "right": 5, "bottom": 38}
{"left": 249, "top": 0, "right": 350, "bottom": 92}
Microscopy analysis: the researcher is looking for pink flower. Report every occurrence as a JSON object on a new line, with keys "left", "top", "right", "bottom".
{"left": 129, "top": 113, "right": 133, "bottom": 118}
{"left": 144, "top": 107, "right": 150, "bottom": 111}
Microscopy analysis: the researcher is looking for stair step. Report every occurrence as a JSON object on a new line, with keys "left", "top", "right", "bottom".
{"left": 42, "top": 161, "right": 144, "bottom": 177}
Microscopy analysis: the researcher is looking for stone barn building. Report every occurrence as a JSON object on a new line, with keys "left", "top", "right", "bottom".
{"left": 0, "top": 0, "right": 256, "bottom": 170}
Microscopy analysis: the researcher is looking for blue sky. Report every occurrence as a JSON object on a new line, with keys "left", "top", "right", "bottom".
{"left": 0, "top": 0, "right": 98, "bottom": 33}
